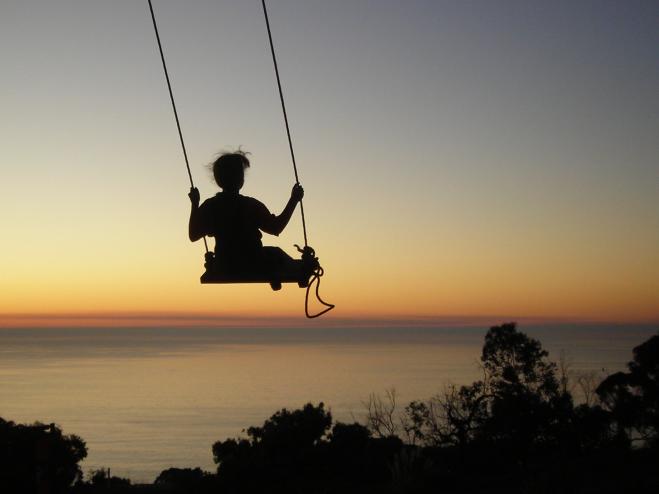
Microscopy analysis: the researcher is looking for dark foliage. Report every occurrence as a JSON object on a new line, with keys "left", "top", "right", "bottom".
{"left": 387, "top": 324, "right": 659, "bottom": 493}
{"left": 4, "top": 325, "right": 659, "bottom": 493}
{"left": 597, "top": 333, "right": 659, "bottom": 446}
{"left": 72, "top": 468, "right": 132, "bottom": 494}
{"left": 212, "top": 402, "right": 403, "bottom": 493}
{"left": 0, "top": 420, "right": 87, "bottom": 494}
{"left": 153, "top": 467, "right": 216, "bottom": 493}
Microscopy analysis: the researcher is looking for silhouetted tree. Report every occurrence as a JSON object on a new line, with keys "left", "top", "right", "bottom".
{"left": 394, "top": 323, "right": 572, "bottom": 455}
{"left": 474, "top": 322, "right": 573, "bottom": 454}
{"left": 6, "top": 325, "right": 658, "bottom": 493}
{"left": 212, "top": 403, "right": 405, "bottom": 493}
{"left": 400, "top": 382, "right": 489, "bottom": 448}
{"left": 597, "top": 332, "right": 659, "bottom": 447}
{"left": 0, "top": 419, "right": 86, "bottom": 494}
{"left": 364, "top": 388, "right": 400, "bottom": 438}
{"left": 154, "top": 467, "right": 215, "bottom": 493}
{"left": 379, "top": 323, "right": 628, "bottom": 492}
{"left": 326, "top": 422, "right": 403, "bottom": 489}
{"left": 74, "top": 468, "right": 131, "bottom": 493}
{"left": 213, "top": 403, "right": 332, "bottom": 493}
{"left": 207, "top": 326, "right": 659, "bottom": 493}
{"left": 574, "top": 369, "right": 604, "bottom": 407}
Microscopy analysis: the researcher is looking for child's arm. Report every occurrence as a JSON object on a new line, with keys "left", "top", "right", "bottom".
{"left": 261, "top": 184, "right": 304, "bottom": 236}
{"left": 188, "top": 187, "right": 205, "bottom": 241}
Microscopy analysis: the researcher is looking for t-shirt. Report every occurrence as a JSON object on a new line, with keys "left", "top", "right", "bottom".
{"left": 197, "top": 192, "right": 275, "bottom": 262}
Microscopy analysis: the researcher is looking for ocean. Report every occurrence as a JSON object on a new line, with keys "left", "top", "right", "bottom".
{"left": 0, "top": 324, "right": 655, "bottom": 483}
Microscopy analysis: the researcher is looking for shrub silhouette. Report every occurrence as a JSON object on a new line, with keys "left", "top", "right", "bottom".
{"left": 212, "top": 402, "right": 403, "bottom": 493}
{"left": 0, "top": 420, "right": 86, "bottom": 494}
{"left": 372, "top": 324, "right": 659, "bottom": 493}
{"left": 72, "top": 468, "right": 132, "bottom": 493}
{"left": 212, "top": 402, "right": 332, "bottom": 492}
{"left": 4, "top": 325, "right": 659, "bottom": 493}
{"left": 597, "top": 333, "right": 659, "bottom": 447}
{"left": 154, "top": 467, "right": 215, "bottom": 493}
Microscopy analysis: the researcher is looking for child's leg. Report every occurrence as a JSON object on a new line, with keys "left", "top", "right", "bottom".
{"left": 261, "top": 246, "right": 295, "bottom": 269}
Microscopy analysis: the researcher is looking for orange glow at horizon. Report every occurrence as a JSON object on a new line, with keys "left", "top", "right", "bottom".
{"left": 2, "top": 2, "right": 658, "bottom": 326}
{"left": 1, "top": 213, "right": 658, "bottom": 324}
{"left": 2, "top": 209, "right": 658, "bottom": 325}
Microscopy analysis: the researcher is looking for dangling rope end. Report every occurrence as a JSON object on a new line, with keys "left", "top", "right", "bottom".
{"left": 305, "top": 267, "right": 335, "bottom": 319}
{"left": 295, "top": 245, "right": 334, "bottom": 318}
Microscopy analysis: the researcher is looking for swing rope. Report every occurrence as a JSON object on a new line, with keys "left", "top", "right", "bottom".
{"left": 261, "top": 0, "right": 308, "bottom": 248}
{"left": 262, "top": 0, "right": 334, "bottom": 318}
{"left": 147, "top": 0, "right": 334, "bottom": 318}
{"left": 147, "top": 0, "right": 210, "bottom": 254}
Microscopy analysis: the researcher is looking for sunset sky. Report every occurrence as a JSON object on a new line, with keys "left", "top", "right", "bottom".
{"left": 1, "top": 0, "right": 657, "bottom": 325}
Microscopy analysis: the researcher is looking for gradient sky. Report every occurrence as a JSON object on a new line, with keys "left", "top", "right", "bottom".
{"left": 1, "top": 0, "right": 658, "bottom": 324}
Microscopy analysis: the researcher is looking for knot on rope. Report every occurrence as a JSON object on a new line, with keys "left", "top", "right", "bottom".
{"left": 296, "top": 244, "right": 334, "bottom": 318}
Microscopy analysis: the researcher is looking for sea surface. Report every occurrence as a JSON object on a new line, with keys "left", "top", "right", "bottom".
{"left": 0, "top": 324, "right": 655, "bottom": 483}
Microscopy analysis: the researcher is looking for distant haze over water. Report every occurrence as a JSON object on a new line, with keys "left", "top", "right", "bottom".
{"left": 0, "top": 324, "right": 655, "bottom": 482}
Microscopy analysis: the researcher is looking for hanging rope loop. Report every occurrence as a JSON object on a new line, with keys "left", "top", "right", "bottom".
{"left": 305, "top": 267, "right": 335, "bottom": 318}
{"left": 295, "top": 245, "right": 335, "bottom": 318}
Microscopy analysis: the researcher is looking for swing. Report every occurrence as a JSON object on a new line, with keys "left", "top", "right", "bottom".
{"left": 199, "top": 244, "right": 320, "bottom": 290}
{"left": 147, "top": 0, "right": 334, "bottom": 318}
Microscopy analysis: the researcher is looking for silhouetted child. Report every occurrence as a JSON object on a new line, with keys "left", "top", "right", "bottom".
{"left": 188, "top": 150, "right": 303, "bottom": 276}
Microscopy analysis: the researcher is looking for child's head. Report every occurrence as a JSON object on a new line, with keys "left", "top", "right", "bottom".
{"left": 211, "top": 150, "right": 250, "bottom": 192}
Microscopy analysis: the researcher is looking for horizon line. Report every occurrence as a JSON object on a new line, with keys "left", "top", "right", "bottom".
{"left": 1, "top": 311, "right": 657, "bottom": 329}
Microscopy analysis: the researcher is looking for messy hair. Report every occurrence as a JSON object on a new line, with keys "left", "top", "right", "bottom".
{"left": 211, "top": 148, "right": 251, "bottom": 189}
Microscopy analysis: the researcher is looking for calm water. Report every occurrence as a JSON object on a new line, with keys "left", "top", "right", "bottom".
{"left": 0, "top": 325, "right": 655, "bottom": 482}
